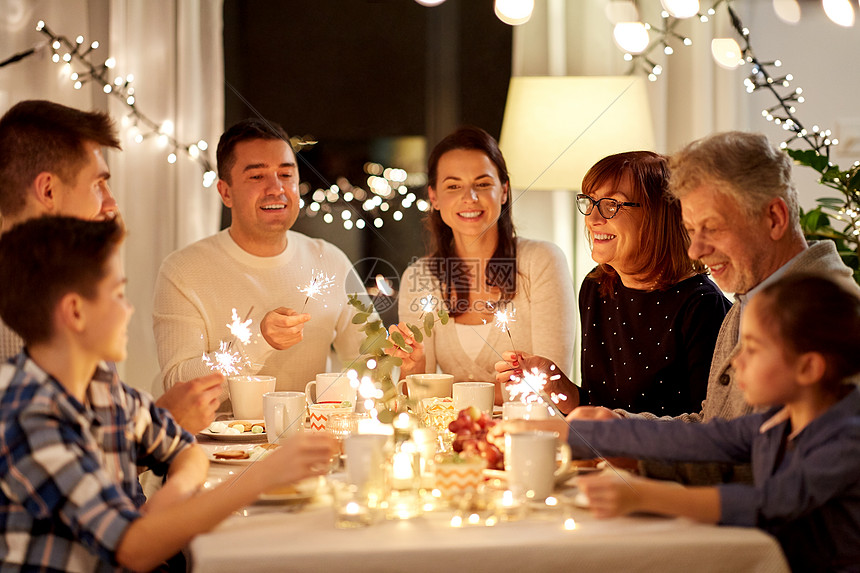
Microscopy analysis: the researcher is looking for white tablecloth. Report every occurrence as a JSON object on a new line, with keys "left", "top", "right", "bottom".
{"left": 190, "top": 457, "right": 789, "bottom": 573}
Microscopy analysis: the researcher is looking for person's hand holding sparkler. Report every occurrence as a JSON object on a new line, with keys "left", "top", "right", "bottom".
{"left": 494, "top": 350, "right": 580, "bottom": 414}
{"left": 260, "top": 307, "right": 310, "bottom": 350}
{"left": 260, "top": 306, "right": 311, "bottom": 350}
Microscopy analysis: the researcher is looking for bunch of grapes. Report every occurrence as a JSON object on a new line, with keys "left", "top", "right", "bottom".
{"left": 447, "top": 406, "right": 503, "bottom": 470}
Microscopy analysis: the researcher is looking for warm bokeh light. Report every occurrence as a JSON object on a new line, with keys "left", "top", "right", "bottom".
{"left": 823, "top": 0, "right": 855, "bottom": 26}
{"left": 710, "top": 38, "right": 743, "bottom": 69}
{"left": 772, "top": 0, "right": 801, "bottom": 24}
{"left": 660, "top": 0, "right": 699, "bottom": 19}
{"left": 494, "top": 0, "right": 534, "bottom": 26}
{"left": 613, "top": 22, "right": 650, "bottom": 54}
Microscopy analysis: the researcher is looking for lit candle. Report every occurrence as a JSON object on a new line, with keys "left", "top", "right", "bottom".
{"left": 392, "top": 451, "right": 415, "bottom": 485}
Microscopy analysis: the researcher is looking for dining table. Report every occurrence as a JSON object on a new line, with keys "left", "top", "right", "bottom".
{"left": 189, "top": 437, "right": 790, "bottom": 573}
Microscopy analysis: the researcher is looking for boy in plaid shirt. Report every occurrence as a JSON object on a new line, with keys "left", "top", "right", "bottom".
{"left": 0, "top": 217, "right": 335, "bottom": 571}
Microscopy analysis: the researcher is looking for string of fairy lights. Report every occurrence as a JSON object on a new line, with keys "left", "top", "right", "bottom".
{"left": 608, "top": 1, "right": 838, "bottom": 157}
{"left": 725, "top": 6, "right": 836, "bottom": 156}
{"left": 8, "top": 8, "right": 852, "bottom": 228}
{"left": 33, "top": 20, "right": 218, "bottom": 188}
{"left": 15, "top": 20, "right": 428, "bottom": 229}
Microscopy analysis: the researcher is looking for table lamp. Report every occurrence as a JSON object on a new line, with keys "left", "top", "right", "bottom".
{"left": 499, "top": 75, "right": 655, "bottom": 383}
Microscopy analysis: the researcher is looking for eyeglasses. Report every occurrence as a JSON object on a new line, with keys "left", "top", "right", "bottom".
{"left": 576, "top": 194, "right": 641, "bottom": 219}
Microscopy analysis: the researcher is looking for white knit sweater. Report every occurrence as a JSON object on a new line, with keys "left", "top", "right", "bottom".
{"left": 153, "top": 229, "right": 366, "bottom": 396}
{"left": 398, "top": 238, "right": 576, "bottom": 384}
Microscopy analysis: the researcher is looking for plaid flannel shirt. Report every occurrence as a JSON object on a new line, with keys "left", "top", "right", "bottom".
{"left": 0, "top": 352, "right": 194, "bottom": 571}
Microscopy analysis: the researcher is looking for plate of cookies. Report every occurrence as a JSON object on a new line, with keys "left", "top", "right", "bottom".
{"left": 200, "top": 420, "right": 267, "bottom": 442}
{"left": 207, "top": 443, "right": 278, "bottom": 465}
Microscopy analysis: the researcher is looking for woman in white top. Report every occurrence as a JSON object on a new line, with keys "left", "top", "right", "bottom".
{"left": 389, "top": 126, "right": 578, "bottom": 411}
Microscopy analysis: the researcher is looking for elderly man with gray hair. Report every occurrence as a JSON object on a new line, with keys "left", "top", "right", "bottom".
{"left": 569, "top": 131, "right": 859, "bottom": 484}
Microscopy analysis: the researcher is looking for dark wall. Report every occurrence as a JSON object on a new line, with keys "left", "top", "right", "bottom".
{"left": 222, "top": 0, "right": 512, "bottom": 322}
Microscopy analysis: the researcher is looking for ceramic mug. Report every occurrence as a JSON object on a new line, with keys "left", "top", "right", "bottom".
{"left": 228, "top": 375, "right": 276, "bottom": 420}
{"left": 395, "top": 373, "right": 454, "bottom": 403}
{"left": 343, "top": 433, "right": 389, "bottom": 489}
{"left": 308, "top": 402, "right": 354, "bottom": 432}
{"left": 263, "top": 391, "right": 306, "bottom": 443}
{"left": 504, "top": 430, "right": 571, "bottom": 500}
{"left": 452, "top": 382, "right": 495, "bottom": 414}
{"left": 305, "top": 372, "right": 357, "bottom": 407}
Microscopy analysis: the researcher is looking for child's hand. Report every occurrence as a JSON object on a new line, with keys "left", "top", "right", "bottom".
{"left": 262, "top": 433, "right": 338, "bottom": 486}
{"left": 577, "top": 470, "right": 643, "bottom": 518}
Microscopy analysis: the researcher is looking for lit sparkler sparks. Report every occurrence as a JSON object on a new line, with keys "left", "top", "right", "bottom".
{"left": 202, "top": 341, "right": 249, "bottom": 376}
{"left": 493, "top": 306, "right": 516, "bottom": 333}
{"left": 375, "top": 274, "right": 394, "bottom": 296}
{"left": 298, "top": 270, "right": 336, "bottom": 313}
{"left": 507, "top": 366, "right": 567, "bottom": 415}
{"left": 227, "top": 307, "right": 253, "bottom": 345}
{"left": 417, "top": 294, "right": 437, "bottom": 320}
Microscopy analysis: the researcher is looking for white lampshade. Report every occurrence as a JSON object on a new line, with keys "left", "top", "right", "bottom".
{"left": 499, "top": 76, "right": 655, "bottom": 192}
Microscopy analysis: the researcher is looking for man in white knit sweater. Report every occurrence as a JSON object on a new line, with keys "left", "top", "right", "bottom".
{"left": 153, "top": 119, "right": 366, "bottom": 399}
{"left": 0, "top": 100, "right": 222, "bottom": 434}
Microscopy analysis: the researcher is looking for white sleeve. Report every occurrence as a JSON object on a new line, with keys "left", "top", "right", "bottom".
{"left": 523, "top": 242, "right": 576, "bottom": 379}
{"left": 397, "top": 261, "right": 438, "bottom": 374}
{"left": 152, "top": 256, "right": 271, "bottom": 394}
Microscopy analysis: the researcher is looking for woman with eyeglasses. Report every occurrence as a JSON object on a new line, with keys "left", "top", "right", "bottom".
{"left": 496, "top": 151, "right": 729, "bottom": 416}
{"left": 389, "top": 126, "right": 578, "bottom": 411}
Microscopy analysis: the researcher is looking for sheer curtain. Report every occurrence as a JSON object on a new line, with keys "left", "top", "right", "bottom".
{"left": 0, "top": 0, "right": 223, "bottom": 394}
{"left": 108, "top": 0, "right": 223, "bottom": 394}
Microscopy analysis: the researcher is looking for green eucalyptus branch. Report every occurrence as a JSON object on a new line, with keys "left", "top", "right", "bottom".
{"left": 347, "top": 294, "right": 449, "bottom": 423}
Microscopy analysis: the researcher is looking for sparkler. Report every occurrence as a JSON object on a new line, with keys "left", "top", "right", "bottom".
{"left": 202, "top": 340, "right": 250, "bottom": 376}
{"left": 506, "top": 366, "right": 567, "bottom": 418}
{"left": 298, "top": 270, "right": 336, "bottom": 313}
{"left": 226, "top": 306, "right": 254, "bottom": 349}
{"left": 375, "top": 274, "right": 394, "bottom": 296}
{"left": 203, "top": 307, "right": 254, "bottom": 375}
{"left": 491, "top": 304, "right": 519, "bottom": 362}
{"left": 417, "top": 294, "right": 437, "bottom": 321}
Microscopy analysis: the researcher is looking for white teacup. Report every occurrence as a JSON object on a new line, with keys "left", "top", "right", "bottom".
{"left": 396, "top": 373, "right": 454, "bottom": 403}
{"left": 343, "top": 434, "right": 389, "bottom": 490}
{"left": 502, "top": 401, "right": 552, "bottom": 421}
{"left": 263, "top": 391, "right": 306, "bottom": 444}
{"left": 228, "top": 375, "right": 276, "bottom": 420}
{"left": 305, "top": 372, "right": 357, "bottom": 407}
{"left": 504, "top": 431, "right": 571, "bottom": 500}
{"left": 452, "top": 382, "right": 495, "bottom": 414}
